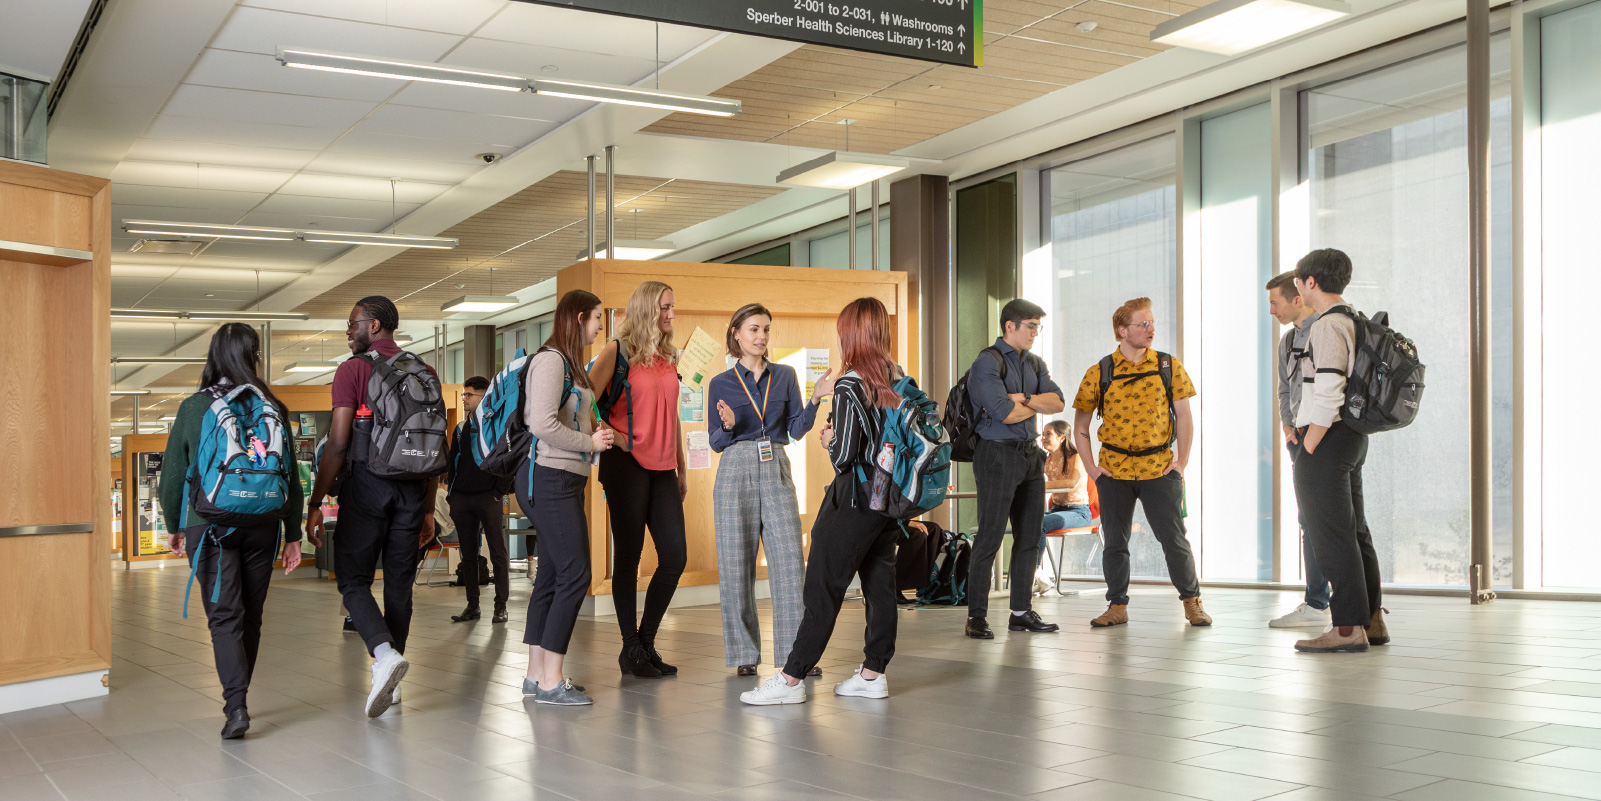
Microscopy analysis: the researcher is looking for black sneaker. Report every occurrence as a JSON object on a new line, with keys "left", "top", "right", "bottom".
{"left": 965, "top": 617, "right": 994, "bottom": 639}
{"left": 1009, "top": 610, "right": 1060, "bottom": 633}
{"left": 342, "top": 616, "right": 356, "bottom": 633}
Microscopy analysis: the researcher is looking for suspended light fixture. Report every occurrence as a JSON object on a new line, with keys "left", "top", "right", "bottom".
{"left": 441, "top": 295, "right": 518, "bottom": 313}
{"left": 111, "top": 308, "right": 311, "bottom": 321}
{"left": 1150, "top": 0, "right": 1351, "bottom": 55}
{"left": 110, "top": 390, "right": 152, "bottom": 396}
{"left": 298, "top": 231, "right": 458, "bottom": 249}
{"left": 121, "top": 220, "right": 458, "bottom": 250}
{"left": 282, "top": 362, "right": 335, "bottom": 373}
{"left": 273, "top": 47, "right": 740, "bottom": 117}
{"left": 776, "top": 151, "right": 908, "bottom": 190}
{"left": 110, "top": 357, "right": 208, "bottom": 365}
{"left": 577, "top": 240, "right": 678, "bottom": 261}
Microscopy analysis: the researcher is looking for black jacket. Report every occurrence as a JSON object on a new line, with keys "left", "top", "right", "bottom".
{"left": 447, "top": 418, "right": 511, "bottom": 497}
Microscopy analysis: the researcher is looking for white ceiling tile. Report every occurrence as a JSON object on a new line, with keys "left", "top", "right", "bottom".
{"left": 480, "top": 4, "right": 715, "bottom": 62}
{"left": 144, "top": 114, "right": 346, "bottom": 150}
{"left": 113, "top": 185, "right": 270, "bottom": 211}
{"left": 275, "top": 173, "right": 448, "bottom": 202}
{"left": 209, "top": 5, "right": 462, "bottom": 60}
{"left": 255, "top": 194, "right": 422, "bottom": 219}
{"left": 124, "top": 139, "right": 321, "bottom": 172}
{"left": 112, "top": 161, "right": 295, "bottom": 194}
{"left": 447, "top": 36, "right": 658, "bottom": 88}
{"left": 112, "top": 203, "right": 245, "bottom": 225}
{"left": 327, "top": 131, "right": 516, "bottom": 162}
{"left": 235, "top": 211, "right": 391, "bottom": 232}
{"left": 185, "top": 48, "right": 401, "bottom": 102}
{"left": 163, "top": 85, "right": 379, "bottom": 130}
{"left": 304, "top": 151, "right": 483, "bottom": 183}
{"left": 356, "top": 104, "right": 557, "bottom": 148}
{"left": 241, "top": 0, "right": 507, "bottom": 37}
{"left": 190, "top": 240, "right": 349, "bottom": 260}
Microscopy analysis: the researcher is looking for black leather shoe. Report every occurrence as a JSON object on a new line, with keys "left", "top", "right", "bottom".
{"left": 491, "top": 605, "right": 508, "bottom": 623}
{"left": 620, "top": 644, "right": 663, "bottom": 678}
{"left": 342, "top": 616, "right": 356, "bottom": 632}
{"left": 451, "top": 607, "right": 481, "bottom": 623}
{"left": 641, "top": 635, "right": 677, "bottom": 676}
{"left": 220, "top": 708, "right": 249, "bottom": 740}
{"left": 1008, "top": 610, "right": 1061, "bottom": 633}
{"left": 966, "top": 617, "right": 994, "bottom": 639}
{"left": 806, "top": 666, "right": 822, "bottom": 677}
{"left": 737, "top": 664, "right": 757, "bottom": 677}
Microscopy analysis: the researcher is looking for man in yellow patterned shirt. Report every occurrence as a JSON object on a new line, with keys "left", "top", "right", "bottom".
{"left": 1071, "top": 297, "right": 1210, "bottom": 628}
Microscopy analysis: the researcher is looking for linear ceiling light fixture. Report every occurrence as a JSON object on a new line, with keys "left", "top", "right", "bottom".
{"left": 274, "top": 47, "right": 740, "bottom": 117}
{"left": 282, "top": 362, "right": 336, "bottom": 373}
{"left": 122, "top": 220, "right": 458, "bottom": 250}
{"left": 776, "top": 151, "right": 909, "bottom": 190}
{"left": 111, "top": 357, "right": 209, "bottom": 365}
{"left": 110, "top": 390, "right": 152, "bottom": 396}
{"left": 1150, "top": 0, "right": 1351, "bottom": 55}
{"left": 577, "top": 239, "right": 678, "bottom": 261}
{"left": 441, "top": 295, "right": 519, "bottom": 313}
{"left": 111, "top": 308, "right": 311, "bottom": 321}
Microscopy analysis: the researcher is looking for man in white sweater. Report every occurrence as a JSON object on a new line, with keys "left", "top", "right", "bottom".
{"left": 1290, "top": 249, "right": 1388, "bottom": 653}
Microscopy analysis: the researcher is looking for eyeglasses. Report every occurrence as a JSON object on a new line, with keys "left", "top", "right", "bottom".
{"left": 1130, "top": 321, "right": 1156, "bottom": 331}
{"left": 345, "top": 316, "right": 374, "bottom": 331}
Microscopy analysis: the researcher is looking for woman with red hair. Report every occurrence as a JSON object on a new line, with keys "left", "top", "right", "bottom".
{"left": 741, "top": 297, "right": 905, "bottom": 706}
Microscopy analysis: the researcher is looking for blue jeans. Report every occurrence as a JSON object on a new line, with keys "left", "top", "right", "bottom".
{"left": 1302, "top": 530, "right": 1331, "bottom": 610}
{"left": 1038, "top": 504, "right": 1095, "bottom": 573}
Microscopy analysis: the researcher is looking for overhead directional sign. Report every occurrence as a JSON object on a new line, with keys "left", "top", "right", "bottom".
{"left": 522, "top": 0, "right": 983, "bottom": 67}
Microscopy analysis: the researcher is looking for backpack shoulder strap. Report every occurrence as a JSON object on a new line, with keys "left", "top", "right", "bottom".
{"left": 1096, "top": 354, "right": 1116, "bottom": 414}
{"left": 981, "top": 346, "right": 1007, "bottom": 382}
{"left": 1155, "top": 352, "right": 1176, "bottom": 407}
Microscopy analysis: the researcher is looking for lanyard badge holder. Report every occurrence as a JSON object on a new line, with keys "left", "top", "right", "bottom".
{"left": 739, "top": 369, "right": 774, "bottom": 462}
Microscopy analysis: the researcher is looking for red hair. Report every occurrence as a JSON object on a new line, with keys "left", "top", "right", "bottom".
{"left": 837, "top": 297, "right": 899, "bottom": 408}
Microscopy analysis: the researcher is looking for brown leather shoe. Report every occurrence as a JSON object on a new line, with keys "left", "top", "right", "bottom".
{"left": 1182, "top": 597, "right": 1212, "bottom": 627}
{"left": 1295, "top": 626, "right": 1369, "bottom": 653}
{"left": 1090, "top": 604, "right": 1128, "bottom": 627}
{"left": 1365, "top": 607, "right": 1390, "bottom": 645}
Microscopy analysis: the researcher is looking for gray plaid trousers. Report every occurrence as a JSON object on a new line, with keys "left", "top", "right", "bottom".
{"left": 713, "top": 440, "right": 807, "bottom": 667}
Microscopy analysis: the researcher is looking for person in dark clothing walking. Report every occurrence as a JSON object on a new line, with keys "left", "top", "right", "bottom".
{"left": 447, "top": 375, "right": 513, "bottom": 624}
{"left": 159, "top": 323, "right": 304, "bottom": 740}
{"left": 963, "top": 299, "right": 1066, "bottom": 639}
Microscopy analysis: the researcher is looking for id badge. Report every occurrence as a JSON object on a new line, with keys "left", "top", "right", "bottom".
{"left": 756, "top": 437, "right": 774, "bottom": 462}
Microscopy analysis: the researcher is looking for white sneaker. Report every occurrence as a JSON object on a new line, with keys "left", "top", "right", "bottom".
{"left": 1270, "top": 603, "right": 1332, "bottom": 629}
{"left": 391, "top": 684, "right": 401, "bottom": 706}
{"left": 834, "top": 666, "right": 888, "bottom": 699}
{"left": 740, "top": 673, "right": 806, "bottom": 706}
{"left": 366, "top": 651, "right": 409, "bottom": 718}
{"left": 1033, "top": 574, "right": 1054, "bottom": 596}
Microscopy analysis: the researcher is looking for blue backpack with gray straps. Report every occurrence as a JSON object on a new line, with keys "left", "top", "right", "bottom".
{"left": 181, "top": 384, "right": 291, "bottom": 617}
{"left": 472, "top": 347, "right": 577, "bottom": 486}
{"left": 841, "top": 374, "right": 952, "bottom": 520}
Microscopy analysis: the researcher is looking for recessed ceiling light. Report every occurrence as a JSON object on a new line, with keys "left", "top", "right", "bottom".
{"left": 776, "top": 151, "right": 909, "bottom": 190}
{"left": 441, "top": 295, "right": 519, "bottom": 313}
{"left": 205, "top": 294, "right": 215, "bottom": 297}
{"left": 577, "top": 240, "right": 678, "bottom": 261}
{"left": 1078, "top": 21, "right": 1099, "bottom": 33}
{"left": 1151, "top": 0, "right": 1350, "bottom": 55}
{"left": 541, "top": 65, "right": 559, "bottom": 72}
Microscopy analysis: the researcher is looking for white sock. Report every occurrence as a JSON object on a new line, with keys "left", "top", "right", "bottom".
{"left": 1013, "top": 610, "right": 1031, "bottom": 618}
{"left": 373, "top": 642, "right": 395, "bottom": 660}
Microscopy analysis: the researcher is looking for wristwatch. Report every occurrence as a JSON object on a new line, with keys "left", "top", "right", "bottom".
{"left": 1022, "top": 393, "right": 1032, "bottom": 404}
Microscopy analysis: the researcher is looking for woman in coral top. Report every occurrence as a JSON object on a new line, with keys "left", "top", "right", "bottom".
{"left": 588, "top": 280, "right": 688, "bottom": 679}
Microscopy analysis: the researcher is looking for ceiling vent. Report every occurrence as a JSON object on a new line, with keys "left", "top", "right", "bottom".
{"left": 129, "top": 239, "right": 203, "bottom": 255}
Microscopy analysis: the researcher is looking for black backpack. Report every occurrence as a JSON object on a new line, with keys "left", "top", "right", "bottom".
{"left": 917, "top": 527, "right": 972, "bottom": 606}
{"left": 1095, "top": 351, "right": 1176, "bottom": 458}
{"left": 943, "top": 347, "right": 1043, "bottom": 463}
{"left": 453, "top": 553, "right": 491, "bottom": 586}
{"left": 357, "top": 350, "right": 448, "bottom": 480}
{"left": 1319, "top": 306, "right": 1425, "bottom": 435}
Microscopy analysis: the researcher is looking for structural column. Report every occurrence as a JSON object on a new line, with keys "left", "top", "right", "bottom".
{"left": 1467, "top": 0, "right": 1494, "bottom": 604}
{"left": 890, "top": 173, "right": 949, "bottom": 525}
{"left": 461, "top": 324, "right": 497, "bottom": 383}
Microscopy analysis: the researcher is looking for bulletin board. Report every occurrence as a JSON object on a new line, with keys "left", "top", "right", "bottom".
{"left": 557, "top": 258, "right": 915, "bottom": 596}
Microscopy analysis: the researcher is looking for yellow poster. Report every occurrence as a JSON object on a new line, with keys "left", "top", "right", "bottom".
{"left": 676, "top": 326, "right": 722, "bottom": 392}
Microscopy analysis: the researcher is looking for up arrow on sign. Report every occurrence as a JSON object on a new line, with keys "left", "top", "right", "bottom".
{"left": 958, "top": 40, "right": 967, "bottom": 53}
{"left": 958, "top": 23, "right": 966, "bottom": 35}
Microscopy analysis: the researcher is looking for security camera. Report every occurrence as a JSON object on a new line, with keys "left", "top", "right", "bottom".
{"left": 477, "top": 152, "right": 503, "bottom": 164}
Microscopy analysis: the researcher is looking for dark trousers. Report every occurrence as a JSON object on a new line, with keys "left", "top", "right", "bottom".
{"left": 516, "top": 461, "right": 592, "bottom": 654}
{"left": 450, "top": 491, "right": 508, "bottom": 608}
{"left": 1291, "top": 422, "right": 1382, "bottom": 627}
{"left": 191, "top": 522, "right": 277, "bottom": 715}
{"left": 967, "top": 439, "right": 1046, "bottom": 618}
{"left": 784, "top": 473, "right": 901, "bottom": 678}
{"left": 1288, "top": 441, "right": 1333, "bottom": 610}
{"left": 598, "top": 449, "right": 687, "bottom": 645}
{"left": 335, "top": 466, "right": 426, "bottom": 655}
{"left": 1097, "top": 471, "right": 1200, "bottom": 605}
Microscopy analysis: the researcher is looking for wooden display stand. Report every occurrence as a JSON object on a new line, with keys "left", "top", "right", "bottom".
{"left": 557, "top": 259, "right": 914, "bottom": 597}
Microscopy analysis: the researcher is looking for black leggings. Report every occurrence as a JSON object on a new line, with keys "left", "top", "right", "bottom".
{"left": 190, "top": 522, "right": 278, "bottom": 715}
{"left": 516, "top": 461, "right": 592, "bottom": 654}
{"left": 598, "top": 449, "right": 687, "bottom": 644}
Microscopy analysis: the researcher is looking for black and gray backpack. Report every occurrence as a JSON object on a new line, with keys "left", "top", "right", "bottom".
{"left": 1320, "top": 306, "right": 1425, "bottom": 435}
{"left": 357, "top": 350, "right": 448, "bottom": 480}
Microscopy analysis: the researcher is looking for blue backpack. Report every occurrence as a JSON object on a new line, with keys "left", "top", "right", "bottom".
{"left": 472, "top": 347, "right": 577, "bottom": 486}
{"left": 841, "top": 374, "right": 952, "bottom": 519}
{"left": 181, "top": 384, "right": 291, "bottom": 616}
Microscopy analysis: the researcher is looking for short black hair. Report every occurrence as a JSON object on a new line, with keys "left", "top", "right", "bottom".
{"left": 1000, "top": 298, "right": 1046, "bottom": 333}
{"left": 463, "top": 376, "right": 490, "bottom": 392}
{"left": 1294, "top": 249, "right": 1352, "bottom": 294}
{"left": 355, "top": 295, "right": 399, "bottom": 334}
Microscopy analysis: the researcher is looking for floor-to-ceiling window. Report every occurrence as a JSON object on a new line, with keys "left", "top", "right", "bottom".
{"left": 1034, "top": 135, "right": 1178, "bottom": 580}
{"left": 1540, "top": 0, "right": 1601, "bottom": 590}
{"left": 1301, "top": 37, "right": 1512, "bottom": 587}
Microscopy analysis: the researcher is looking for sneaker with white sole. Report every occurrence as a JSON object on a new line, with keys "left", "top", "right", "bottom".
{"left": 391, "top": 684, "right": 401, "bottom": 707}
{"left": 1033, "top": 575, "right": 1053, "bottom": 596}
{"left": 833, "top": 666, "right": 888, "bottom": 699}
{"left": 1269, "top": 602, "right": 1332, "bottom": 629}
{"left": 740, "top": 673, "right": 806, "bottom": 706}
{"left": 534, "top": 678, "right": 593, "bottom": 706}
{"left": 365, "top": 651, "right": 408, "bottom": 718}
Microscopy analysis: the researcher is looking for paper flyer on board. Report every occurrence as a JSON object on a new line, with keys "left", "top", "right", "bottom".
{"left": 679, "top": 385, "right": 704, "bottom": 423}
{"left": 676, "top": 326, "right": 722, "bottom": 391}
{"left": 686, "top": 431, "right": 711, "bottom": 469}
{"left": 806, "top": 349, "right": 831, "bottom": 399}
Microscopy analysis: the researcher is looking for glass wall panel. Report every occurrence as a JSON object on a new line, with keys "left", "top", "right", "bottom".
{"left": 807, "top": 216, "right": 890, "bottom": 269}
{"left": 1540, "top": 0, "right": 1601, "bottom": 589}
{"left": 1198, "top": 105, "right": 1274, "bottom": 581}
{"left": 1301, "top": 37, "right": 1511, "bottom": 586}
{"left": 1035, "top": 135, "right": 1178, "bottom": 580}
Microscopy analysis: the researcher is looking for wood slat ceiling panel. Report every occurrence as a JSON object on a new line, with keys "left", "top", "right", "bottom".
{"left": 295, "top": 171, "right": 782, "bottom": 321}
{"left": 111, "top": 393, "right": 190, "bottom": 424}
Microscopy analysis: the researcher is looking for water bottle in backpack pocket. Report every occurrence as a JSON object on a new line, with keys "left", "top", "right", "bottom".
{"left": 358, "top": 350, "right": 448, "bottom": 479}
{"left": 843, "top": 375, "right": 952, "bottom": 520}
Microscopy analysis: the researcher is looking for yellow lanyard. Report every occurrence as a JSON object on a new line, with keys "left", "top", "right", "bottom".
{"left": 737, "top": 366, "right": 771, "bottom": 428}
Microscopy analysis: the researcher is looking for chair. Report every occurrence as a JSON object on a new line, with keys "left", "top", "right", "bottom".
{"left": 1040, "top": 479, "right": 1102, "bottom": 594}
{"left": 415, "top": 491, "right": 461, "bottom": 587}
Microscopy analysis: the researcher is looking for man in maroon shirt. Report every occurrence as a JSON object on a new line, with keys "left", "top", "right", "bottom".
{"left": 307, "top": 295, "right": 438, "bottom": 718}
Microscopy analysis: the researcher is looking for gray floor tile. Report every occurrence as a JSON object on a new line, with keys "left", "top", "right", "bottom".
{"left": 1519, "top": 746, "right": 1601, "bottom": 773}
{"left": 1306, "top": 719, "right": 1563, "bottom": 760}
{"left": 21, "top": 730, "right": 120, "bottom": 765}
{"left": 0, "top": 748, "right": 39, "bottom": 778}
{"left": 58, "top": 778, "right": 183, "bottom": 801}
{"left": 252, "top": 753, "right": 388, "bottom": 795}
{"left": 708, "top": 779, "right": 863, "bottom": 801}
{"left": 1027, "top": 779, "right": 1232, "bottom": 801}
{"left": 1191, "top": 725, "right": 1434, "bottom": 767}
{"left": 1386, "top": 750, "right": 1601, "bottom": 800}
{"left": 1062, "top": 752, "right": 1302, "bottom": 801}
{"left": 175, "top": 774, "right": 305, "bottom": 801}
{"left": 0, "top": 773, "right": 63, "bottom": 801}
{"left": 302, "top": 780, "right": 443, "bottom": 801}
{"left": 1033, "top": 723, "right": 1234, "bottom": 762}
{"left": 1508, "top": 724, "right": 1601, "bottom": 749}
{"left": 1392, "top": 778, "right": 1593, "bottom": 801}
{"left": 1178, "top": 746, "right": 1440, "bottom": 797}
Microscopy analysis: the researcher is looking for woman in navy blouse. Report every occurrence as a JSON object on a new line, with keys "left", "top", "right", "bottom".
{"left": 707, "top": 303, "right": 834, "bottom": 677}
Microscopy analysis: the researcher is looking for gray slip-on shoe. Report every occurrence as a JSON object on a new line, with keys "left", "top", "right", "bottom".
{"left": 534, "top": 679, "right": 594, "bottom": 706}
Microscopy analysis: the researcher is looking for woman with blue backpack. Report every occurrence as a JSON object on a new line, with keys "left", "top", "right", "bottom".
{"left": 158, "top": 323, "right": 303, "bottom": 739}
{"left": 741, "top": 297, "right": 907, "bottom": 706}
{"left": 517, "top": 289, "right": 615, "bottom": 705}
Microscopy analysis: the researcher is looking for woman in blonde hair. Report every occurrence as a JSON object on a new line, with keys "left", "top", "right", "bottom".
{"left": 589, "top": 281, "right": 688, "bottom": 678}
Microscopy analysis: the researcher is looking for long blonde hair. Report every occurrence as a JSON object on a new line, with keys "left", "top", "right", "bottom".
{"left": 616, "top": 280, "right": 677, "bottom": 367}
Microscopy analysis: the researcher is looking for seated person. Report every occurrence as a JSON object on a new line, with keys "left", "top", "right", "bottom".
{"left": 1036, "top": 420, "right": 1094, "bottom": 591}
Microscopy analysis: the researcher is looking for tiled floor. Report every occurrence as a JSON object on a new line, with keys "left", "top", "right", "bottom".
{"left": 5, "top": 569, "right": 1601, "bottom": 801}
